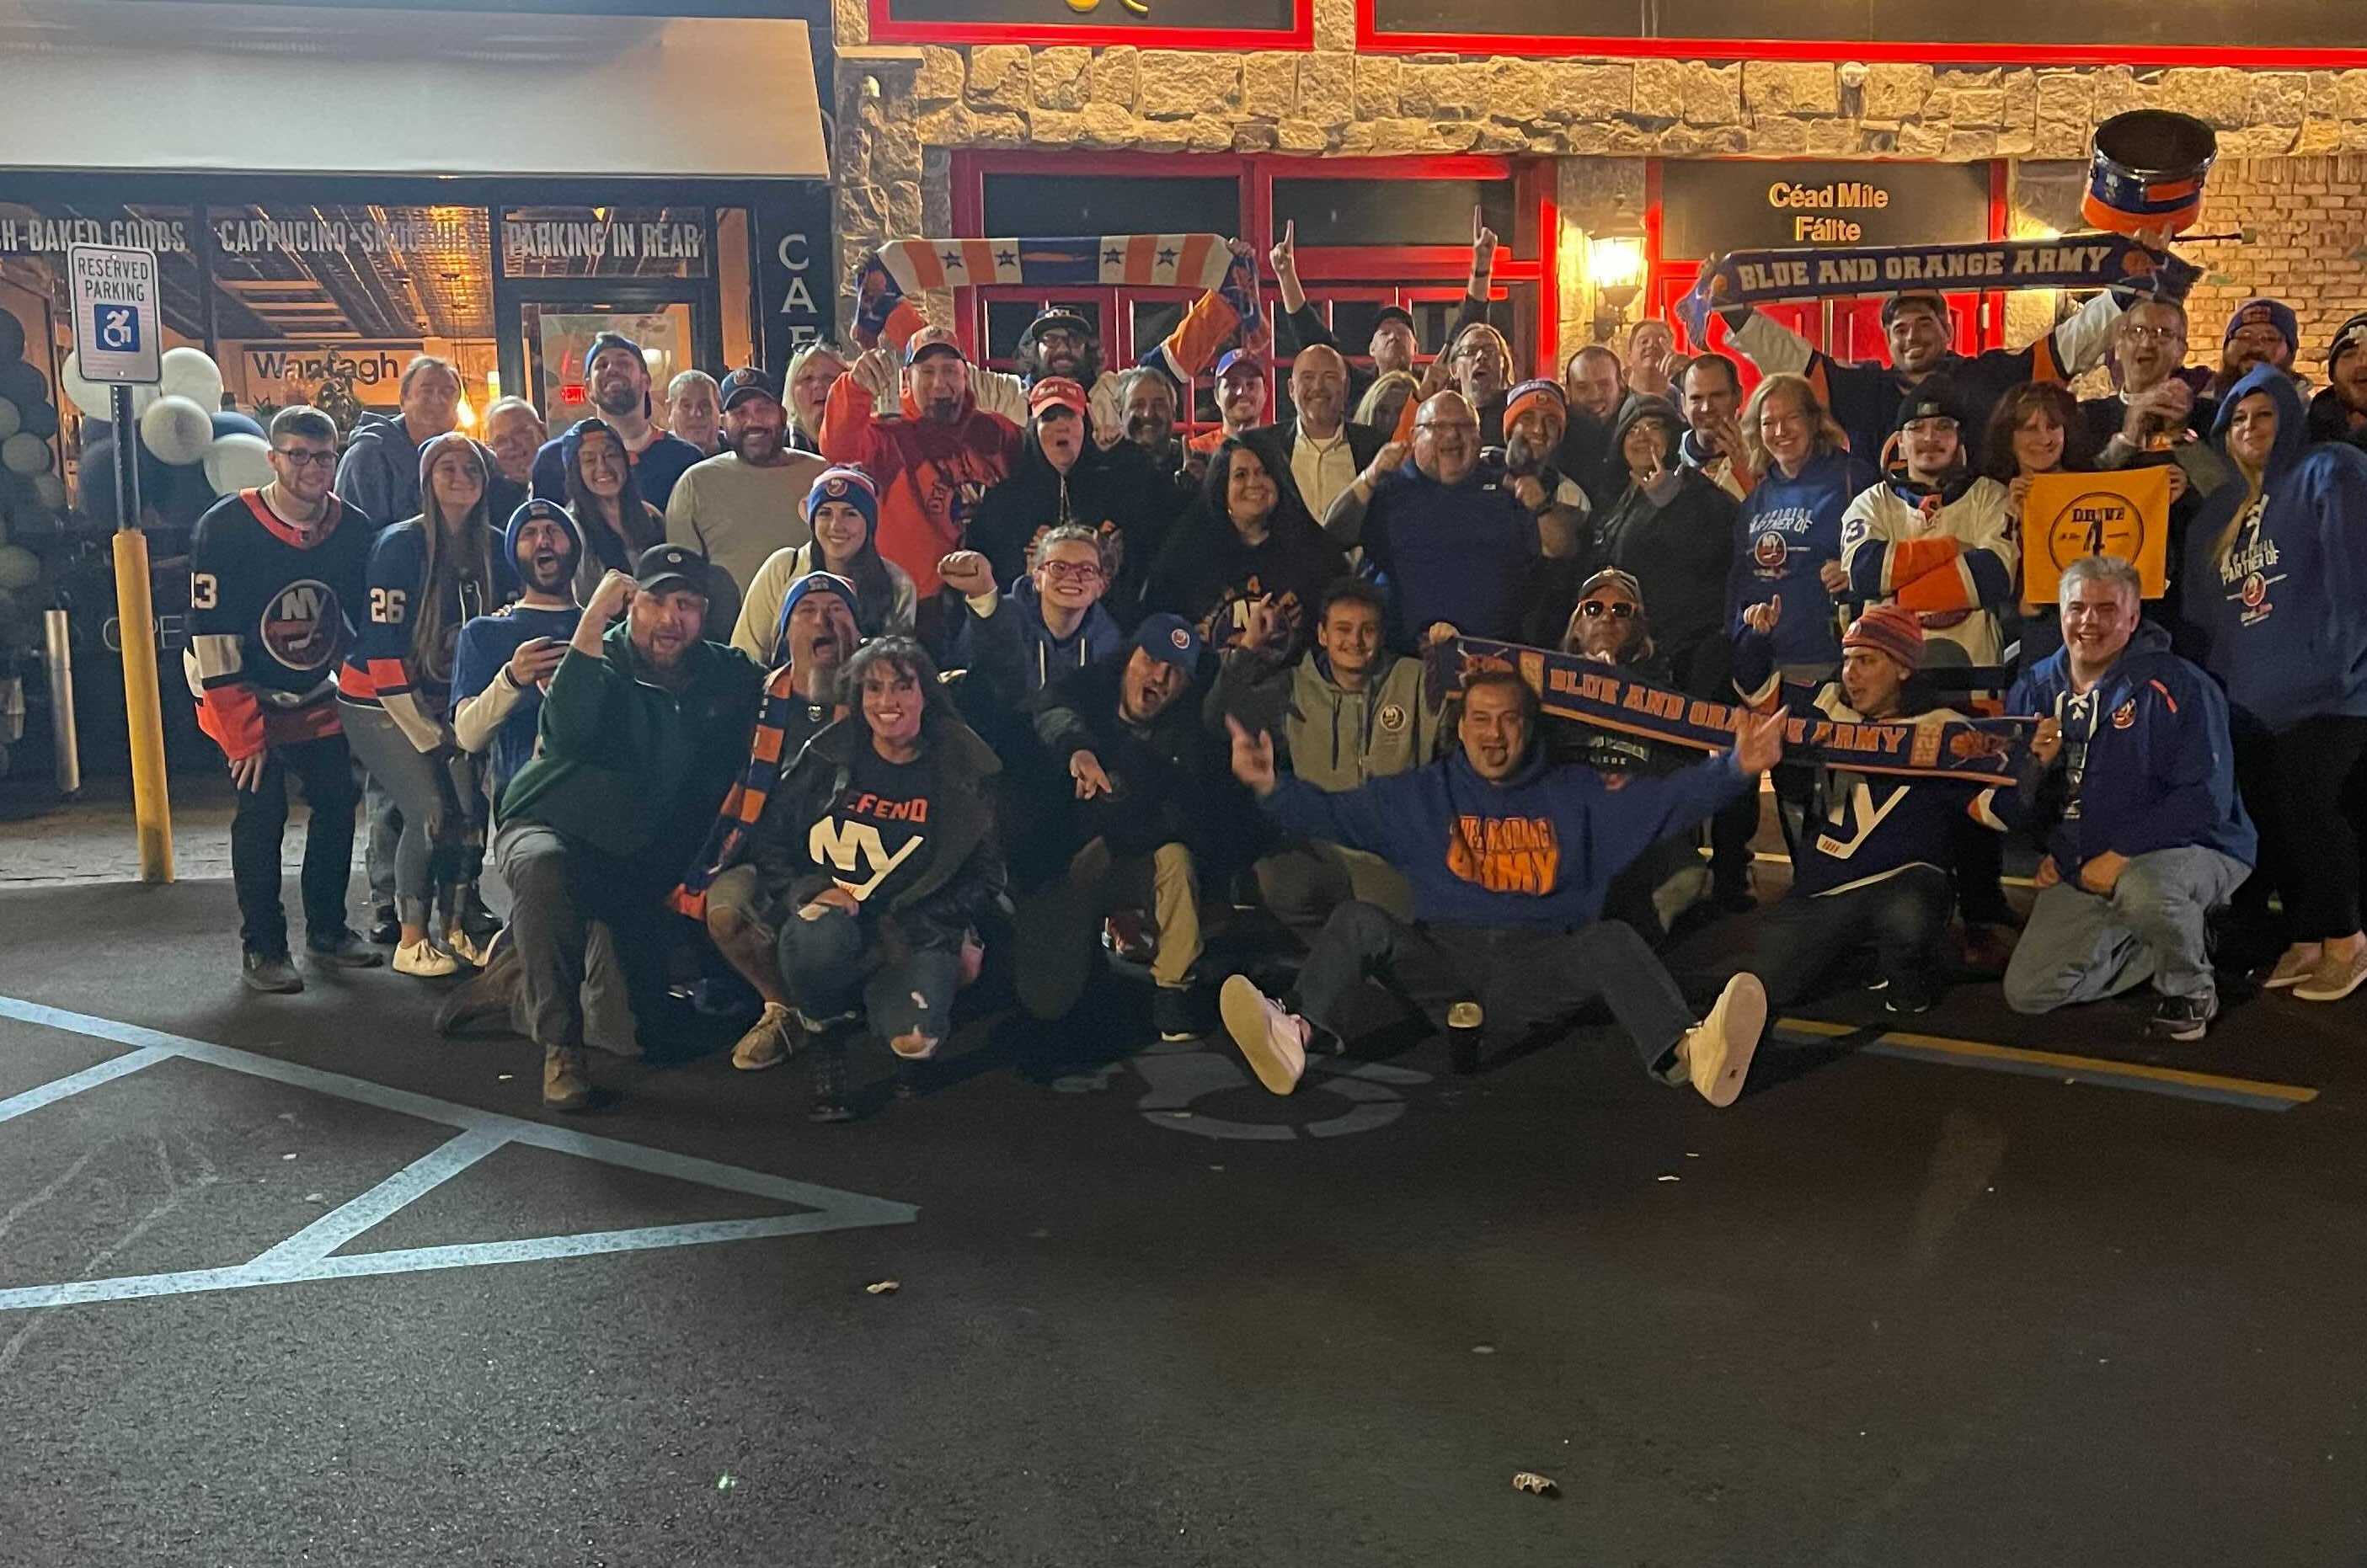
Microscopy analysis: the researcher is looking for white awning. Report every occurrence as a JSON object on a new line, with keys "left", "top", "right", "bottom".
{"left": 0, "top": 0, "right": 826, "bottom": 180}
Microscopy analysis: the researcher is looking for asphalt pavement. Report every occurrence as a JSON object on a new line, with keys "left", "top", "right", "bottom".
{"left": 2, "top": 873, "right": 2363, "bottom": 1566}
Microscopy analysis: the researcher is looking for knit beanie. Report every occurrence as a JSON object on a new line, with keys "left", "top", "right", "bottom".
{"left": 804, "top": 466, "right": 880, "bottom": 536}
{"left": 2223, "top": 298, "right": 2298, "bottom": 358}
{"left": 1504, "top": 377, "right": 1566, "bottom": 432}
{"left": 1843, "top": 603, "right": 1926, "bottom": 672}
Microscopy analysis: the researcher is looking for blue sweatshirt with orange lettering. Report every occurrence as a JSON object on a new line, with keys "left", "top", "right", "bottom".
{"left": 1260, "top": 745, "right": 1750, "bottom": 930}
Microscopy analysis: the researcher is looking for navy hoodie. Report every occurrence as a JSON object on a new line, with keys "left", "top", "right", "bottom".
{"left": 1260, "top": 747, "right": 1750, "bottom": 930}
{"left": 2185, "top": 364, "right": 2367, "bottom": 733}
{"left": 2001, "top": 622, "right": 2254, "bottom": 879}
{"left": 1726, "top": 447, "right": 1878, "bottom": 673}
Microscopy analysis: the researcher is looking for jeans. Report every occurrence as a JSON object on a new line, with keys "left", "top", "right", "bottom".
{"left": 1253, "top": 842, "right": 1413, "bottom": 940}
{"left": 2004, "top": 845, "right": 2250, "bottom": 1011}
{"left": 776, "top": 907, "right": 959, "bottom": 1042}
{"left": 339, "top": 700, "right": 463, "bottom": 926}
{"left": 1744, "top": 866, "right": 1953, "bottom": 1012}
{"left": 492, "top": 822, "right": 670, "bottom": 1051}
{"left": 364, "top": 775, "right": 401, "bottom": 915}
{"left": 1290, "top": 902, "right": 1697, "bottom": 1072}
{"left": 230, "top": 733, "right": 360, "bottom": 956}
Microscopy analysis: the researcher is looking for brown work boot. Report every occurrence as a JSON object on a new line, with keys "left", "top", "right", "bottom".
{"left": 542, "top": 1046, "right": 595, "bottom": 1112}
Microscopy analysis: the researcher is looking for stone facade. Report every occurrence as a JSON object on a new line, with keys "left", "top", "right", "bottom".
{"left": 831, "top": 23, "right": 2367, "bottom": 371}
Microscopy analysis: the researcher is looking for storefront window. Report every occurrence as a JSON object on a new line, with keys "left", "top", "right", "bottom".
{"left": 981, "top": 174, "right": 1240, "bottom": 239}
{"left": 1272, "top": 178, "right": 1515, "bottom": 249}
{"left": 206, "top": 203, "right": 494, "bottom": 429}
{"left": 500, "top": 206, "right": 712, "bottom": 280}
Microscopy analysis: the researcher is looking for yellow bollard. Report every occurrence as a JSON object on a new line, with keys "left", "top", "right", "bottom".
{"left": 111, "top": 527, "right": 175, "bottom": 884}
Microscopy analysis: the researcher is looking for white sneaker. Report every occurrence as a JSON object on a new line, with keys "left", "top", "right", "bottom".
{"left": 730, "top": 1002, "right": 799, "bottom": 1070}
{"left": 1678, "top": 973, "right": 1766, "bottom": 1108}
{"left": 393, "top": 938, "right": 460, "bottom": 979}
{"left": 1220, "top": 973, "right": 1309, "bottom": 1096}
{"left": 442, "top": 926, "right": 496, "bottom": 968}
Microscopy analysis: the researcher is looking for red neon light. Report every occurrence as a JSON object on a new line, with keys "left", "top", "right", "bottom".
{"left": 869, "top": 0, "right": 1313, "bottom": 51}
{"left": 560, "top": 381, "right": 586, "bottom": 403}
{"left": 1351, "top": 0, "right": 2367, "bottom": 67}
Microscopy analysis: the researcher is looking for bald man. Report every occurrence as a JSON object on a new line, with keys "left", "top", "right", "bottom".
{"left": 1242, "top": 342, "right": 1392, "bottom": 524}
{"left": 1324, "top": 390, "right": 1586, "bottom": 650}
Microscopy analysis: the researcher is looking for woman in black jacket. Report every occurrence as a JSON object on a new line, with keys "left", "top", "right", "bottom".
{"left": 747, "top": 635, "right": 1006, "bottom": 1121}
{"left": 1590, "top": 399, "right": 1740, "bottom": 697}
{"left": 1144, "top": 436, "right": 1345, "bottom": 660}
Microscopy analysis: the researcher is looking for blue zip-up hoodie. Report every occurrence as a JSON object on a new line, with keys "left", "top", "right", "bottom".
{"left": 2185, "top": 363, "right": 2367, "bottom": 733}
{"left": 948, "top": 573, "right": 1123, "bottom": 697}
{"left": 1260, "top": 745, "right": 1750, "bottom": 930}
{"left": 1726, "top": 446, "right": 1878, "bottom": 671}
{"left": 2001, "top": 621, "right": 2255, "bottom": 878}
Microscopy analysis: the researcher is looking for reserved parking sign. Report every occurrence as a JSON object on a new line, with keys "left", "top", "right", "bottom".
{"left": 68, "top": 243, "right": 161, "bottom": 385}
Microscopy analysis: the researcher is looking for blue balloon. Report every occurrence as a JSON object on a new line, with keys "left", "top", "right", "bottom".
{"left": 18, "top": 399, "right": 56, "bottom": 440}
{"left": 210, "top": 409, "right": 264, "bottom": 440}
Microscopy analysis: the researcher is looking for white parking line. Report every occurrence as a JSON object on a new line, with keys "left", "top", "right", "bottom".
{"left": 0, "top": 996, "right": 918, "bottom": 1314}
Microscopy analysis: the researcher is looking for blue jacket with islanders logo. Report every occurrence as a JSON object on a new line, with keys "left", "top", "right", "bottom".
{"left": 1259, "top": 744, "right": 1750, "bottom": 930}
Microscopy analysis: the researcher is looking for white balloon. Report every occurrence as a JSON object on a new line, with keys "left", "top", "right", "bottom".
{"left": 0, "top": 544, "right": 39, "bottom": 589}
{"left": 30, "top": 472, "right": 65, "bottom": 509}
{"left": 201, "top": 432, "right": 274, "bottom": 495}
{"left": 158, "top": 345, "right": 225, "bottom": 411}
{"left": 139, "top": 395, "right": 214, "bottom": 466}
{"left": 0, "top": 432, "right": 51, "bottom": 475}
{"left": 59, "top": 350, "right": 156, "bottom": 422}
{"left": 0, "top": 398, "right": 18, "bottom": 440}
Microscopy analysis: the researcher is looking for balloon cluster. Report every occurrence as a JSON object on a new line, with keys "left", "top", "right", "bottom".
{"left": 0, "top": 309, "right": 64, "bottom": 606}
{"left": 62, "top": 344, "right": 271, "bottom": 531}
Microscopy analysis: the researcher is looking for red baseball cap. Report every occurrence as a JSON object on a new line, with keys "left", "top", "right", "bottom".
{"left": 1029, "top": 377, "right": 1088, "bottom": 418}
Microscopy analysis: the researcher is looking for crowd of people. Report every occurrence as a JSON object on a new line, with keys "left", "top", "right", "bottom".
{"left": 179, "top": 224, "right": 2367, "bottom": 1121}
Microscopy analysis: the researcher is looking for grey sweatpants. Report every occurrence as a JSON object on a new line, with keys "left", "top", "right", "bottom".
{"left": 2003, "top": 845, "right": 2249, "bottom": 1011}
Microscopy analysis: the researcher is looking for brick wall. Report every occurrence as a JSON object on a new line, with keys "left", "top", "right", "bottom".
{"left": 2178, "top": 157, "right": 2367, "bottom": 371}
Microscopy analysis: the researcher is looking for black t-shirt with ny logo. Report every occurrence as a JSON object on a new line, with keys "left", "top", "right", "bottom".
{"left": 805, "top": 746, "right": 936, "bottom": 909}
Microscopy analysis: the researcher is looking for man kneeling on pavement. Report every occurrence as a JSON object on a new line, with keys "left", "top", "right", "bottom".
{"left": 1215, "top": 664, "right": 1786, "bottom": 1106}
{"left": 1994, "top": 554, "right": 2255, "bottom": 1042}
{"left": 491, "top": 546, "right": 761, "bottom": 1108}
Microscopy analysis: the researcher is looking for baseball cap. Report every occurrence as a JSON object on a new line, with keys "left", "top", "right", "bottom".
{"left": 905, "top": 325, "right": 965, "bottom": 366}
{"left": 1373, "top": 305, "right": 1417, "bottom": 333}
{"left": 1894, "top": 381, "right": 1964, "bottom": 431}
{"left": 1878, "top": 291, "right": 1950, "bottom": 328}
{"left": 717, "top": 367, "right": 781, "bottom": 410}
{"left": 1130, "top": 612, "right": 1203, "bottom": 671}
{"left": 584, "top": 330, "right": 646, "bottom": 378}
{"left": 1029, "top": 377, "right": 1088, "bottom": 419}
{"left": 1028, "top": 308, "right": 1093, "bottom": 341}
{"left": 633, "top": 542, "right": 710, "bottom": 596}
{"left": 1214, "top": 349, "right": 1265, "bottom": 383}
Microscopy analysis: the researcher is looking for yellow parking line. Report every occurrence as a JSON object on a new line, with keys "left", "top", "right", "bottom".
{"left": 1771, "top": 1016, "right": 2320, "bottom": 1111}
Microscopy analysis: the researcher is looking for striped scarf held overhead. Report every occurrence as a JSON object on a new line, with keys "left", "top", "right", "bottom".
{"left": 670, "top": 664, "right": 843, "bottom": 920}
{"left": 852, "top": 234, "right": 1258, "bottom": 368}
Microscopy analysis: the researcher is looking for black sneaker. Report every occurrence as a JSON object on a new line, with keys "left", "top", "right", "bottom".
{"left": 242, "top": 951, "right": 303, "bottom": 994}
{"left": 367, "top": 908, "right": 401, "bottom": 946}
{"left": 1152, "top": 983, "right": 1211, "bottom": 1043}
{"left": 305, "top": 928, "right": 386, "bottom": 969}
{"left": 2147, "top": 991, "right": 2218, "bottom": 1043}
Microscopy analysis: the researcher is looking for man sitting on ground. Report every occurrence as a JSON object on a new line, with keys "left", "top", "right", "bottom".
{"left": 491, "top": 546, "right": 762, "bottom": 1109}
{"left": 1015, "top": 614, "right": 1236, "bottom": 1041}
{"left": 673, "top": 573, "right": 863, "bottom": 1074}
{"left": 1215, "top": 668, "right": 1783, "bottom": 1101}
{"left": 1997, "top": 556, "right": 2255, "bottom": 1042}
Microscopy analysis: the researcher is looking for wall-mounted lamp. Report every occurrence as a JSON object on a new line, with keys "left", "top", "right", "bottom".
{"left": 1589, "top": 233, "right": 1644, "bottom": 343}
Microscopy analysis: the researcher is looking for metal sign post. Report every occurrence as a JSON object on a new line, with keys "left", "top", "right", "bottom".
{"left": 69, "top": 243, "right": 173, "bottom": 883}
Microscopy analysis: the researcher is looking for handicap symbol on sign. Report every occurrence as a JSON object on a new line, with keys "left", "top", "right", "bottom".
{"left": 94, "top": 303, "right": 139, "bottom": 354}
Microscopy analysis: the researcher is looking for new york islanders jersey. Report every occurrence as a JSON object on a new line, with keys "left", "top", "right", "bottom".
{"left": 337, "top": 519, "right": 493, "bottom": 715}
{"left": 184, "top": 489, "right": 373, "bottom": 759}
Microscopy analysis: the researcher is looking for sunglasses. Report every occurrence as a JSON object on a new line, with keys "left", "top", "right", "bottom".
{"left": 1579, "top": 600, "right": 1638, "bottom": 620}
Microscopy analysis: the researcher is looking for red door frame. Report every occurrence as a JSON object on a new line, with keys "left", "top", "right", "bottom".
{"left": 946, "top": 150, "right": 1562, "bottom": 384}
{"left": 1645, "top": 158, "right": 2011, "bottom": 368}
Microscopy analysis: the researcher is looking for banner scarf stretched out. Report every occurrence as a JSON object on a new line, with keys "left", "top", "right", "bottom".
{"left": 1450, "top": 638, "right": 2036, "bottom": 786}
{"left": 853, "top": 234, "right": 1251, "bottom": 350}
{"left": 1675, "top": 232, "right": 2198, "bottom": 344}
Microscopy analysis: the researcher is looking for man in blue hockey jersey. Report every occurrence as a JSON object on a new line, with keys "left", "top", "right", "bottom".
{"left": 1216, "top": 667, "right": 1787, "bottom": 1107}
{"left": 1998, "top": 555, "right": 2255, "bottom": 1042}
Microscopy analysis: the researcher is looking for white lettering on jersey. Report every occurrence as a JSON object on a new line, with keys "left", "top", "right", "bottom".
{"left": 809, "top": 818, "right": 925, "bottom": 902}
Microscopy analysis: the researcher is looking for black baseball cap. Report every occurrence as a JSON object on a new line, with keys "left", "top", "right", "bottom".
{"left": 718, "top": 367, "right": 781, "bottom": 410}
{"left": 634, "top": 543, "right": 710, "bottom": 596}
{"left": 1894, "top": 381, "right": 1964, "bottom": 431}
{"left": 1373, "top": 305, "right": 1417, "bottom": 333}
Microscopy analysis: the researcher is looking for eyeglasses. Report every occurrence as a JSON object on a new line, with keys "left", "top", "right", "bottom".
{"left": 1039, "top": 561, "right": 1104, "bottom": 582}
{"left": 2120, "top": 325, "right": 2186, "bottom": 344}
{"left": 1579, "top": 600, "right": 1638, "bottom": 620}
{"left": 1415, "top": 420, "right": 1479, "bottom": 435}
{"left": 272, "top": 448, "right": 339, "bottom": 468}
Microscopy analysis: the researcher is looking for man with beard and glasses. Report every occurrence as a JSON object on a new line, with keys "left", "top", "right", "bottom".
{"left": 828, "top": 326, "right": 1020, "bottom": 600}
{"left": 2204, "top": 297, "right": 2304, "bottom": 410}
{"left": 672, "top": 573, "right": 865, "bottom": 1074}
{"left": 491, "top": 546, "right": 762, "bottom": 1109}
{"left": 1240, "top": 343, "right": 1389, "bottom": 526}
{"left": 1324, "top": 389, "right": 1586, "bottom": 651}
{"left": 450, "top": 500, "right": 589, "bottom": 808}
{"left": 530, "top": 331, "right": 706, "bottom": 512}
{"left": 665, "top": 367, "right": 826, "bottom": 600}
{"left": 1708, "top": 272, "right": 2129, "bottom": 470}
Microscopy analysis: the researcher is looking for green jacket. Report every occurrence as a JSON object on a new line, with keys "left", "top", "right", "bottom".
{"left": 499, "top": 620, "right": 762, "bottom": 870}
